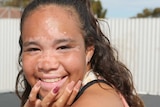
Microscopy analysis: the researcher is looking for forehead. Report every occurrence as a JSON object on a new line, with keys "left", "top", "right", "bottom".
{"left": 22, "top": 4, "right": 85, "bottom": 43}
{"left": 22, "top": 4, "right": 83, "bottom": 33}
{"left": 26, "top": 4, "right": 80, "bottom": 25}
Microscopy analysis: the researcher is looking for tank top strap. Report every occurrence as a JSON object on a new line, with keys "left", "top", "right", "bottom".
{"left": 73, "top": 79, "right": 107, "bottom": 103}
{"left": 72, "top": 79, "right": 129, "bottom": 107}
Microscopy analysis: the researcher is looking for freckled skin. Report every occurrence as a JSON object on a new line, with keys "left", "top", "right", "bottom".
{"left": 22, "top": 5, "right": 94, "bottom": 99}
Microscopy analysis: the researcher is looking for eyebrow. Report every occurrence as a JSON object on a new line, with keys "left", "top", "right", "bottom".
{"left": 23, "top": 41, "right": 39, "bottom": 47}
{"left": 23, "top": 38, "right": 76, "bottom": 47}
{"left": 54, "top": 38, "right": 75, "bottom": 44}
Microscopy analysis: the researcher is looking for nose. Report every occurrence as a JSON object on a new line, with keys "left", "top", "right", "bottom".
{"left": 37, "top": 53, "right": 59, "bottom": 72}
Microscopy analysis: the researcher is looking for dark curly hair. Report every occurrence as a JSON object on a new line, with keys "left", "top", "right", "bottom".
{"left": 16, "top": 0, "right": 144, "bottom": 107}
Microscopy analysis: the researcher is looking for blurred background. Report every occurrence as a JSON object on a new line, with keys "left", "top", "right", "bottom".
{"left": 0, "top": 0, "right": 160, "bottom": 107}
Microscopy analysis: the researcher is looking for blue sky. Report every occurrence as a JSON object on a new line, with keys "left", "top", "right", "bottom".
{"left": 100, "top": 0, "right": 160, "bottom": 18}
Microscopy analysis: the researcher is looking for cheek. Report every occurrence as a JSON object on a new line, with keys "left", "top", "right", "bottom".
{"left": 22, "top": 55, "right": 37, "bottom": 85}
{"left": 22, "top": 56, "right": 33, "bottom": 71}
{"left": 62, "top": 52, "right": 87, "bottom": 76}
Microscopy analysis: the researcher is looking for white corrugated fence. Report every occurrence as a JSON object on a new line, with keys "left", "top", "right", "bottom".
{"left": 0, "top": 18, "right": 160, "bottom": 95}
{"left": 0, "top": 19, "right": 20, "bottom": 92}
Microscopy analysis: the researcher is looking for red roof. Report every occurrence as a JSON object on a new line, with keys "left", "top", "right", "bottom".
{"left": 0, "top": 7, "right": 21, "bottom": 18}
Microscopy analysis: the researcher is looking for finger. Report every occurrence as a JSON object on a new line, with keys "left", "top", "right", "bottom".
{"left": 28, "top": 81, "right": 41, "bottom": 104}
{"left": 53, "top": 81, "right": 75, "bottom": 107}
{"left": 35, "top": 99, "right": 41, "bottom": 107}
{"left": 67, "top": 80, "right": 82, "bottom": 105}
{"left": 24, "top": 99, "right": 30, "bottom": 107}
{"left": 24, "top": 98, "right": 41, "bottom": 107}
{"left": 41, "top": 87, "right": 59, "bottom": 107}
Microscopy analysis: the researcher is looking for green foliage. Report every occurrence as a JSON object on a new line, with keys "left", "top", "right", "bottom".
{"left": 135, "top": 7, "right": 160, "bottom": 18}
{"left": 90, "top": 0, "right": 107, "bottom": 18}
{"left": 152, "top": 8, "right": 160, "bottom": 17}
{"left": 4, "top": 0, "right": 31, "bottom": 8}
{"left": 3, "top": 0, "right": 107, "bottom": 18}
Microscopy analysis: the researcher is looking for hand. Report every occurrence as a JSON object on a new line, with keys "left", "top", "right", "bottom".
{"left": 24, "top": 80, "right": 82, "bottom": 107}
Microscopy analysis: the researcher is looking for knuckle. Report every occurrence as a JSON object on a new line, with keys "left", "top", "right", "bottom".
{"left": 57, "top": 98, "right": 63, "bottom": 104}
{"left": 41, "top": 99, "right": 52, "bottom": 107}
{"left": 41, "top": 101, "right": 50, "bottom": 107}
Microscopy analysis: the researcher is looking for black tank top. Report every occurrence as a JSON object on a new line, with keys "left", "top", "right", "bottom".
{"left": 73, "top": 79, "right": 108, "bottom": 103}
{"left": 72, "top": 80, "right": 129, "bottom": 107}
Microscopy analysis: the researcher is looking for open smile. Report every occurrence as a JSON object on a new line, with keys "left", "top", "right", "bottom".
{"left": 41, "top": 77, "right": 62, "bottom": 83}
{"left": 40, "top": 76, "right": 68, "bottom": 91}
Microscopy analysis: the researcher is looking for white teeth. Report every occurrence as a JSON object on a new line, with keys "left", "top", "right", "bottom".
{"left": 42, "top": 78, "right": 61, "bottom": 83}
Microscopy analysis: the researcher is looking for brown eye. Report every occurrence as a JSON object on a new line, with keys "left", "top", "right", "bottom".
{"left": 57, "top": 46, "right": 70, "bottom": 50}
{"left": 27, "top": 48, "right": 40, "bottom": 52}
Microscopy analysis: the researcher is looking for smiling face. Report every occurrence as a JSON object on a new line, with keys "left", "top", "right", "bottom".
{"left": 21, "top": 5, "right": 94, "bottom": 98}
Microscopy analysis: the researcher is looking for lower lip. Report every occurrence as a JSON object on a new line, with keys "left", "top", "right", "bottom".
{"left": 40, "top": 76, "right": 68, "bottom": 91}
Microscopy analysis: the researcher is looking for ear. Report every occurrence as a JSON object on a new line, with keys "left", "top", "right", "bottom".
{"left": 86, "top": 46, "right": 94, "bottom": 64}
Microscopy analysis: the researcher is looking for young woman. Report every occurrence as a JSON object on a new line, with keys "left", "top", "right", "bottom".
{"left": 16, "top": 0, "right": 144, "bottom": 107}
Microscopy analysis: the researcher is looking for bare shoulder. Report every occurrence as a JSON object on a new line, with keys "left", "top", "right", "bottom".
{"left": 72, "top": 82, "right": 124, "bottom": 107}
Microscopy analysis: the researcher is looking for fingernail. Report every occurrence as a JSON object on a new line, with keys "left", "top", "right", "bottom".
{"left": 53, "top": 86, "right": 59, "bottom": 94}
{"left": 66, "top": 81, "right": 75, "bottom": 93}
